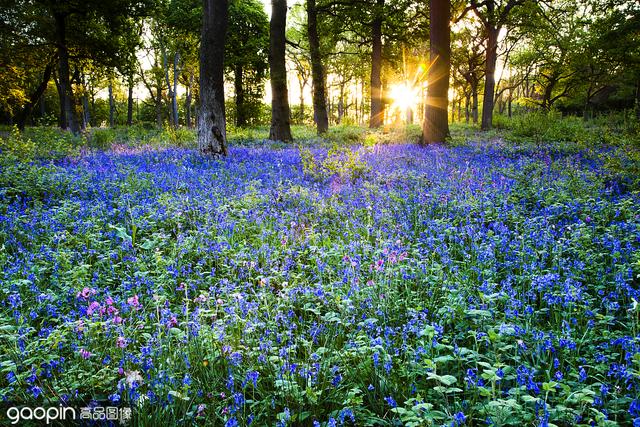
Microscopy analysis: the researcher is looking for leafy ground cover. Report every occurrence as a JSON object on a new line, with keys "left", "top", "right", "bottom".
{"left": 0, "top": 135, "right": 639, "bottom": 426}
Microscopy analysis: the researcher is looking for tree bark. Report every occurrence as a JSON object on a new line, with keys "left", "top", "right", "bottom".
{"left": 108, "top": 83, "right": 115, "bottom": 127}
{"left": 16, "top": 62, "right": 53, "bottom": 130}
{"left": 199, "top": 0, "right": 229, "bottom": 156}
{"left": 422, "top": 0, "right": 450, "bottom": 144}
{"left": 162, "top": 49, "right": 180, "bottom": 128}
{"left": 185, "top": 73, "right": 193, "bottom": 128}
{"left": 234, "top": 63, "right": 246, "bottom": 127}
{"left": 369, "top": 0, "right": 384, "bottom": 128}
{"left": 635, "top": 76, "right": 640, "bottom": 120}
{"left": 465, "top": 94, "right": 470, "bottom": 123}
{"left": 354, "top": 80, "right": 359, "bottom": 123}
{"left": 337, "top": 82, "right": 344, "bottom": 124}
{"left": 298, "top": 76, "right": 305, "bottom": 123}
{"left": 269, "top": 0, "right": 293, "bottom": 142}
{"left": 172, "top": 52, "right": 180, "bottom": 127}
{"left": 472, "top": 83, "right": 478, "bottom": 124}
{"left": 155, "top": 87, "right": 163, "bottom": 128}
{"left": 81, "top": 94, "right": 90, "bottom": 129}
{"left": 127, "top": 75, "right": 134, "bottom": 126}
{"left": 481, "top": 24, "right": 498, "bottom": 130}
{"left": 54, "top": 12, "right": 78, "bottom": 133}
{"left": 307, "top": 0, "right": 329, "bottom": 134}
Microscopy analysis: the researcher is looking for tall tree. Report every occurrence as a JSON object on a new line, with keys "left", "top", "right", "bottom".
{"left": 52, "top": 10, "right": 79, "bottom": 133}
{"left": 369, "top": 0, "right": 384, "bottom": 128}
{"left": 269, "top": 0, "right": 293, "bottom": 142}
{"left": 451, "top": 24, "right": 485, "bottom": 124}
{"left": 198, "top": 0, "right": 229, "bottom": 155}
{"left": 307, "top": 0, "right": 329, "bottom": 133}
{"left": 422, "top": 0, "right": 451, "bottom": 143}
{"left": 460, "top": 0, "right": 526, "bottom": 130}
{"left": 226, "top": 0, "right": 269, "bottom": 127}
{"left": 28, "top": 0, "right": 155, "bottom": 133}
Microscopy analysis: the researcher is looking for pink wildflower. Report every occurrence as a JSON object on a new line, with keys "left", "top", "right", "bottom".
{"left": 87, "top": 301, "right": 100, "bottom": 316}
{"left": 116, "top": 336, "right": 128, "bottom": 348}
{"left": 127, "top": 295, "right": 140, "bottom": 309}
{"left": 77, "top": 287, "right": 96, "bottom": 300}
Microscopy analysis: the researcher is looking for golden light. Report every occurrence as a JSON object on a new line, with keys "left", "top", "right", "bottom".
{"left": 389, "top": 82, "right": 420, "bottom": 112}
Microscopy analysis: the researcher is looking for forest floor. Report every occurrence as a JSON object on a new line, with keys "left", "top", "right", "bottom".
{"left": 1, "top": 122, "right": 640, "bottom": 425}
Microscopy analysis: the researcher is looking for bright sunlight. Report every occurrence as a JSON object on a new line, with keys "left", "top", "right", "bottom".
{"left": 389, "top": 82, "right": 420, "bottom": 112}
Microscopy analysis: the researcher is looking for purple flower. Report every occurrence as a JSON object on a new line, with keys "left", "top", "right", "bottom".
{"left": 453, "top": 411, "right": 466, "bottom": 426}
{"left": 384, "top": 396, "right": 397, "bottom": 408}
{"left": 127, "top": 294, "right": 140, "bottom": 309}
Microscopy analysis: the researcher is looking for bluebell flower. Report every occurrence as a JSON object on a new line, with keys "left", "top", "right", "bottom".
{"left": 578, "top": 366, "right": 587, "bottom": 382}
{"left": 453, "top": 411, "right": 466, "bottom": 426}
{"left": 384, "top": 396, "right": 397, "bottom": 408}
{"left": 6, "top": 372, "right": 16, "bottom": 384}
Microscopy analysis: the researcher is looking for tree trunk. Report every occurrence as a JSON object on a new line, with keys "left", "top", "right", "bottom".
{"left": 186, "top": 73, "right": 193, "bottom": 128}
{"left": 307, "top": 0, "right": 329, "bottom": 134}
{"left": 234, "top": 63, "right": 246, "bottom": 127}
{"left": 108, "top": 83, "right": 115, "bottom": 127}
{"left": 155, "top": 87, "right": 163, "bottom": 128}
{"left": 82, "top": 94, "right": 90, "bottom": 129}
{"left": 481, "top": 24, "right": 498, "bottom": 130}
{"left": 422, "top": 0, "right": 450, "bottom": 143}
{"left": 369, "top": 0, "right": 384, "bottom": 128}
{"left": 472, "top": 83, "right": 478, "bottom": 124}
{"left": 361, "top": 79, "right": 365, "bottom": 125}
{"left": 163, "top": 49, "right": 179, "bottom": 128}
{"left": 199, "top": 0, "right": 229, "bottom": 156}
{"left": 542, "top": 77, "right": 557, "bottom": 111}
{"left": 354, "top": 81, "right": 359, "bottom": 123}
{"left": 269, "top": 0, "right": 293, "bottom": 142}
{"left": 337, "top": 83, "right": 344, "bottom": 124}
{"left": 16, "top": 62, "right": 53, "bottom": 130}
{"left": 54, "top": 12, "right": 78, "bottom": 133}
{"left": 635, "top": 76, "right": 640, "bottom": 120}
{"left": 90, "top": 84, "right": 96, "bottom": 120}
{"left": 465, "top": 94, "right": 470, "bottom": 123}
{"left": 127, "top": 75, "right": 134, "bottom": 126}
{"left": 40, "top": 95, "right": 46, "bottom": 118}
{"left": 298, "top": 77, "right": 305, "bottom": 123}
{"left": 172, "top": 52, "right": 180, "bottom": 127}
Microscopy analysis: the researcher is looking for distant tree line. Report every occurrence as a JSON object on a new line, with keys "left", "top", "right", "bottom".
{"left": 1, "top": 0, "right": 638, "bottom": 152}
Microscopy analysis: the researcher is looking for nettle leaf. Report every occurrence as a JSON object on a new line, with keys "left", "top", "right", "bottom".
{"left": 108, "top": 224, "right": 132, "bottom": 243}
{"left": 427, "top": 372, "right": 457, "bottom": 386}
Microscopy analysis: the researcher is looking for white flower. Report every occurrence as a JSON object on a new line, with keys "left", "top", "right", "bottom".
{"left": 125, "top": 370, "right": 143, "bottom": 387}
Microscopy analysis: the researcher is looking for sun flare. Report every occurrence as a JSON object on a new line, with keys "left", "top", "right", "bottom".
{"left": 389, "top": 82, "right": 420, "bottom": 112}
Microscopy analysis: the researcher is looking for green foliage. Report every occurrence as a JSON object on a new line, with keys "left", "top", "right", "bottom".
{"left": 493, "top": 112, "right": 640, "bottom": 151}
{"left": 0, "top": 126, "right": 80, "bottom": 161}
{"left": 602, "top": 145, "right": 640, "bottom": 193}
{"left": 505, "top": 112, "right": 591, "bottom": 145}
{"left": 87, "top": 126, "right": 196, "bottom": 150}
{"left": 300, "top": 144, "right": 371, "bottom": 182}
{"left": 0, "top": 161, "right": 85, "bottom": 206}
